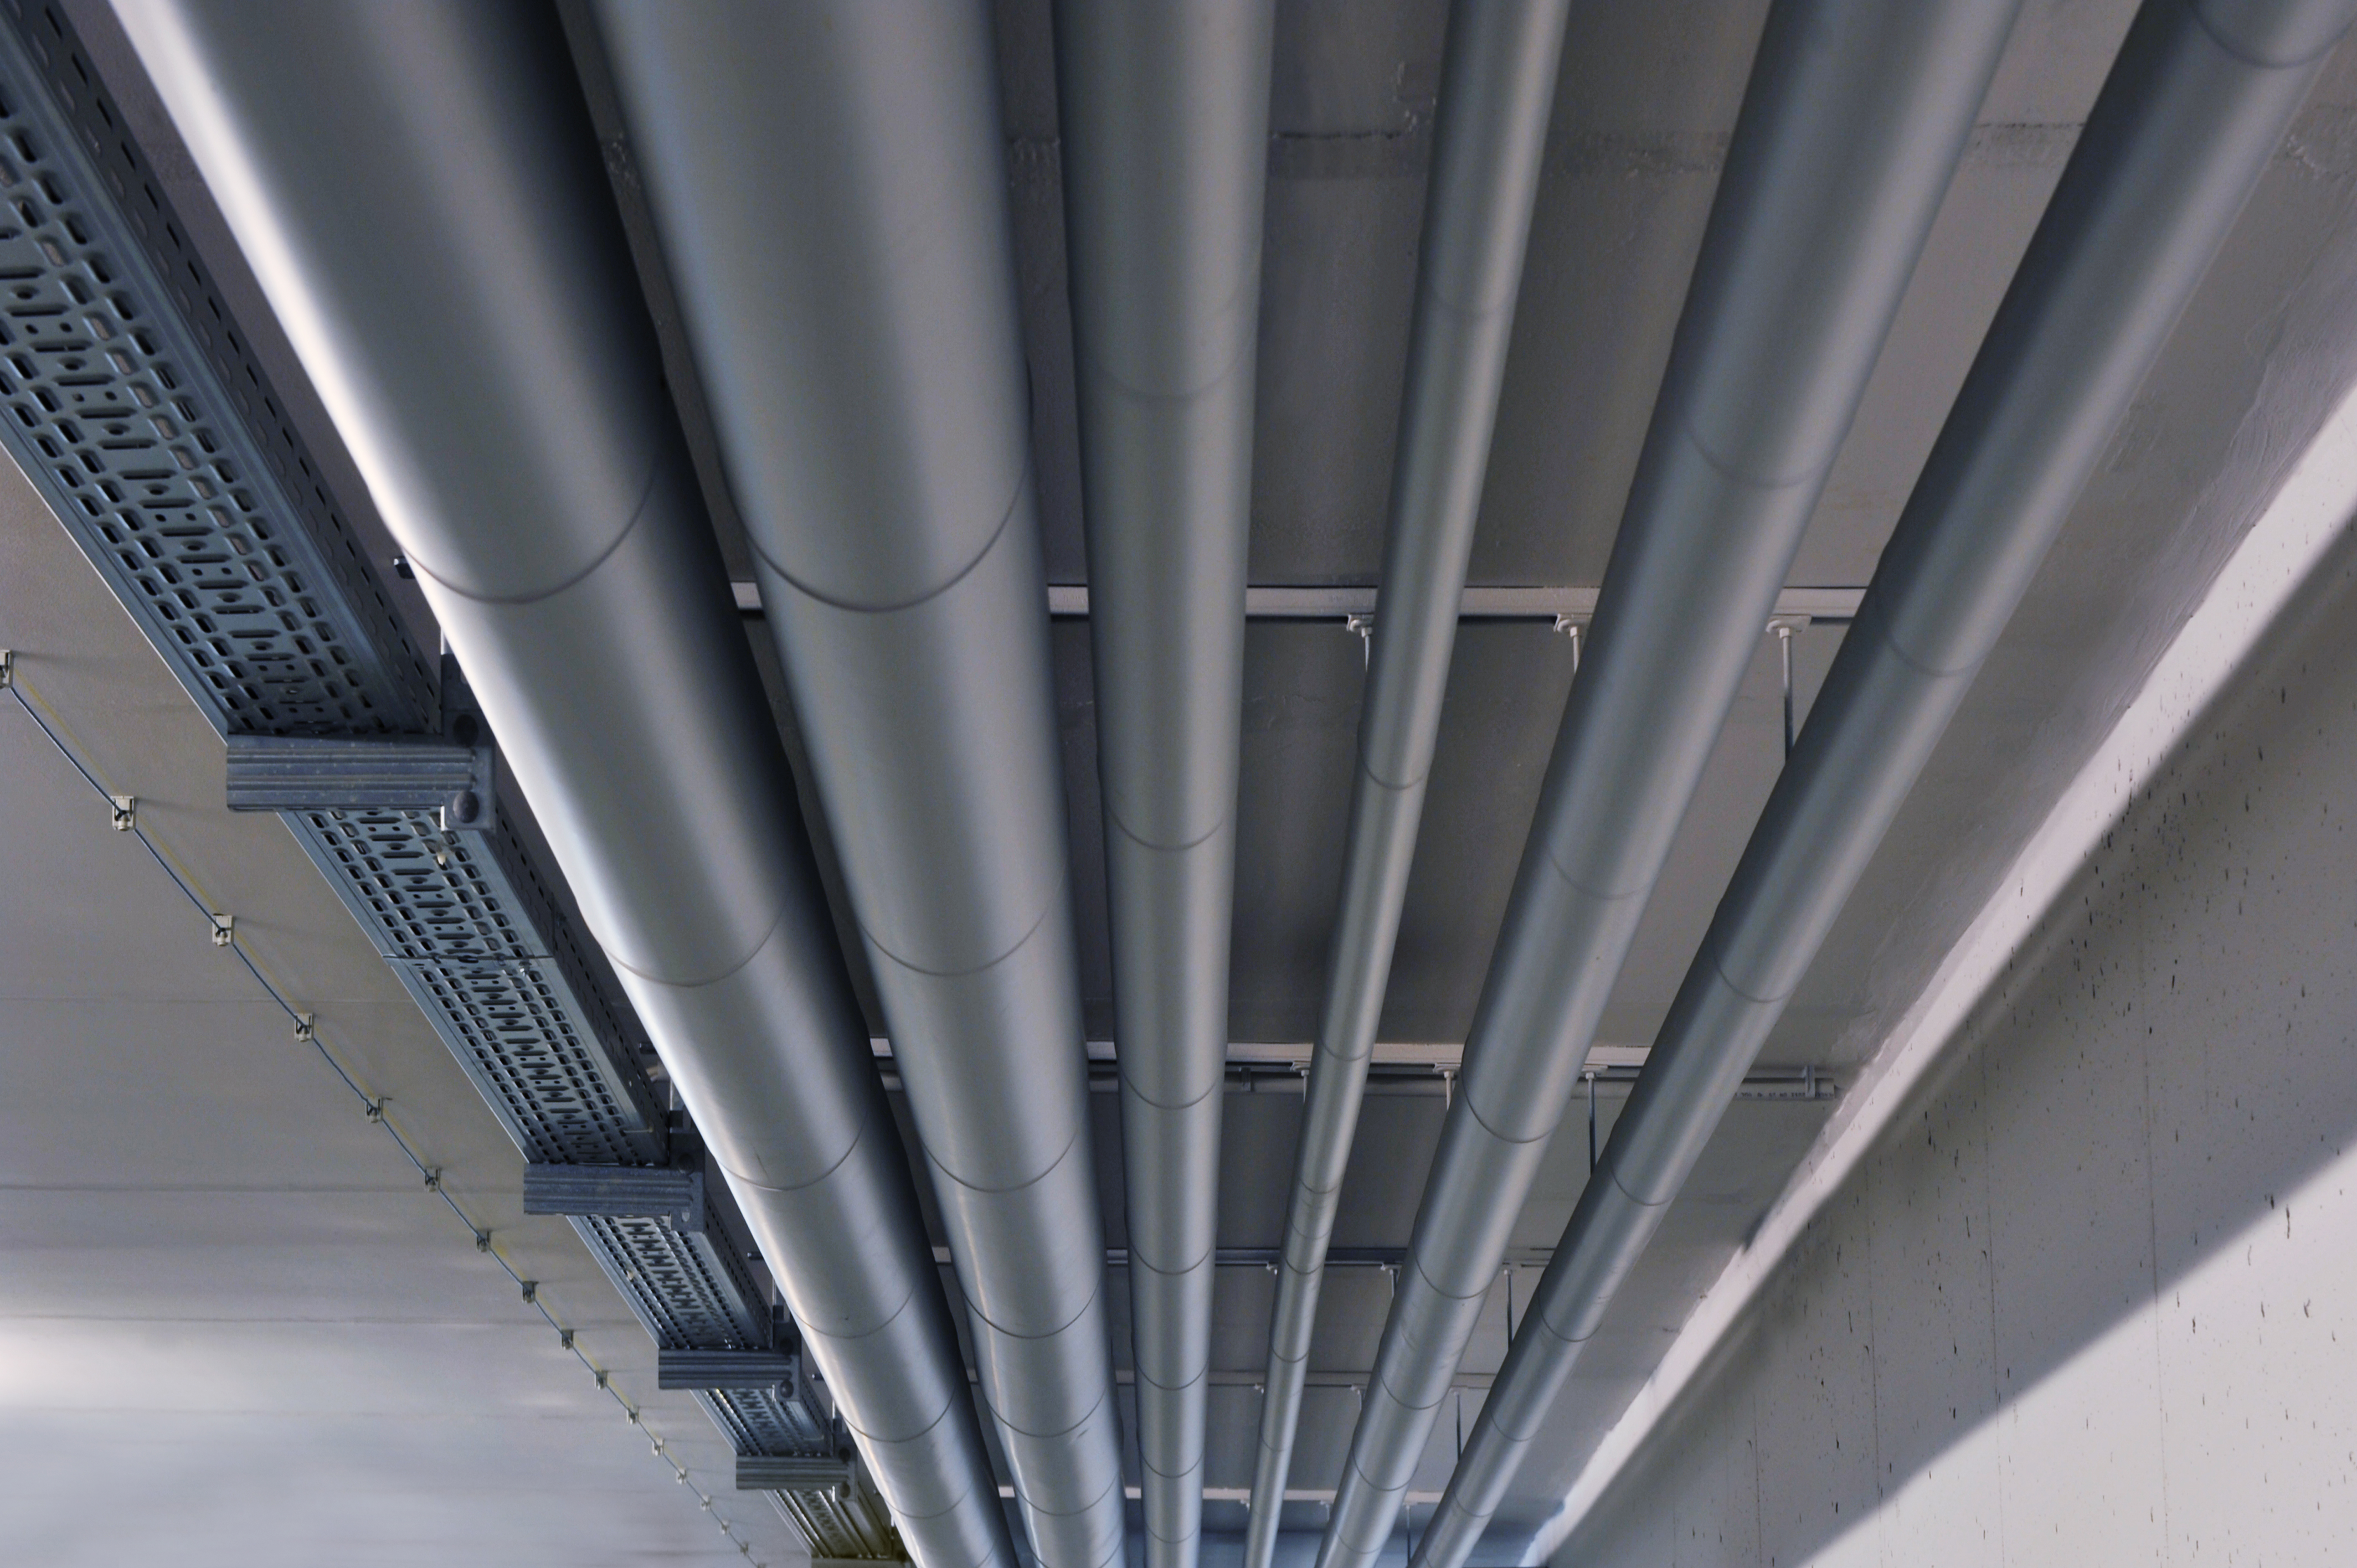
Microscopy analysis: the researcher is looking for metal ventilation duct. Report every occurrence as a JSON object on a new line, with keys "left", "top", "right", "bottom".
{"left": 1409, "top": 2, "right": 2357, "bottom": 1563}
{"left": 1051, "top": 7, "right": 1273, "bottom": 1568}
{"left": 590, "top": 8, "right": 1127, "bottom": 1567}
{"left": 1313, "top": 5, "right": 2023, "bottom": 1566}
{"left": 107, "top": 6, "right": 1013, "bottom": 1568}
{"left": 1241, "top": 7, "right": 1570, "bottom": 1565}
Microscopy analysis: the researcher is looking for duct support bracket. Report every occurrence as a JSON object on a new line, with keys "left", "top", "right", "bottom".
{"left": 738, "top": 1454, "right": 855, "bottom": 1493}
{"left": 660, "top": 1348, "right": 804, "bottom": 1396}
{"left": 526, "top": 1161, "right": 705, "bottom": 1230}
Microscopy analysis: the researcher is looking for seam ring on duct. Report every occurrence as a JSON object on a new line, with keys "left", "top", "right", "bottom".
{"left": 1418, "top": 265, "right": 1521, "bottom": 329}
{"left": 841, "top": 1394, "right": 964, "bottom": 1474}
{"left": 1535, "top": 842, "right": 1659, "bottom": 909}
{"left": 980, "top": 1386, "right": 1120, "bottom": 1451}
{"left": 1119, "top": 1063, "right": 1226, "bottom": 1115}
{"left": 1074, "top": 327, "right": 1255, "bottom": 406}
{"left": 1677, "top": 404, "right": 1843, "bottom": 495}
{"left": 862, "top": 898, "right": 1054, "bottom": 984}
{"left": 2189, "top": 0, "right": 2352, "bottom": 67}
{"left": 1133, "top": 1361, "right": 1211, "bottom": 1397}
{"left": 405, "top": 441, "right": 666, "bottom": 608}
{"left": 1357, "top": 746, "right": 1436, "bottom": 798}
{"left": 1127, "top": 1235, "right": 1219, "bottom": 1280}
{"left": 1454, "top": 1074, "right": 1571, "bottom": 1149}
{"left": 603, "top": 883, "right": 795, "bottom": 1002}
{"left": 927, "top": 1111, "right": 1087, "bottom": 1202}
{"left": 1367, "top": 1347, "right": 1459, "bottom": 1418}
{"left": 717, "top": 1089, "right": 877, "bottom": 1199}
{"left": 1103, "top": 793, "right": 1231, "bottom": 859}
{"left": 1709, "top": 948, "right": 1797, "bottom": 1009}
{"left": 1879, "top": 611, "right": 1989, "bottom": 680}
{"left": 1005, "top": 1443, "right": 1126, "bottom": 1516}
{"left": 750, "top": 451, "right": 1032, "bottom": 616}
{"left": 790, "top": 1273, "right": 924, "bottom": 1354}
{"left": 961, "top": 1252, "right": 1105, "bottom": 1342}
{"left": 1606, "top": 1159, "right": 1681, "bottom": 1217}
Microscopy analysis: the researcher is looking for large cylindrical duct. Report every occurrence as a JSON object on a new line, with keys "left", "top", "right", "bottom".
{"left": 108, "top": 7, "right": 1016, "bottom": 1568}
{"left": 1242, "top": 7, "right": 1571, "bottom": 1568}
{"left": 1314, "top": 6, "right": 2023, "bottom": 1567}
{"left": 1411, "top": 3, "right": 2357, "bottom": 1564}
{"left": 1052, "top": 6, "right": 1273, "bottom": 1568}
{"left": 590, "top": 8, "right": 1127, "bottom": 1568}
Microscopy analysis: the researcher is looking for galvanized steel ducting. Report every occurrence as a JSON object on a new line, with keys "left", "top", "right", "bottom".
{"left": 1051, "top": 6, "right": 1273, "bottom": 1568}
{"left": 1314, "top": 6, "right": 2024, "bottom": 1566}
{"left": 1242, "top": 7, "right": 1571, "bottom": 1566}
{"left": 114, "top": 8, "right": 2325, "bottom": 1568}
{"left": 107, "top": 6, "right": 1014, "bottom": 1568}
{"left": 1409, "top": 3, "right": 2357, "bottom": 1565}
{"left": 591, "top": 8, "right": 1127, "bottom": 1568}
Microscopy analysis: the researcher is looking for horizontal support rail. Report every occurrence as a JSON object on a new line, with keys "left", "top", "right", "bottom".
{"left": 737, "top": 580, "right": 1866, "bottom": 625}
{"left": 930, "top": 1243, "right": 1550, "bottom": 1276}
{"left": 996, "top": 1484, "right": 1448, "bottom": 1505}
{"left": 966, "top": 1364, "right": 1504, "bottom": 1393}
{"left": 874, "top": 1041, "right": 1834, "bottom": 1101}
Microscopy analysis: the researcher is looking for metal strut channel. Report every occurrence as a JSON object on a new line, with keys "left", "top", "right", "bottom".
{"left": 0, "top": 2, "right": 864, "bottom": 1544}
{"left": 234, "top": 723, "right": 670, "bottom": 1167}
{"left": 0, "top": 0, "right": 430, "bottom": 736}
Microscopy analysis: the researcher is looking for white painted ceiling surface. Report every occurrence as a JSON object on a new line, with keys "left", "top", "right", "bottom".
{"left": 0, "top": 478, "right": 804, "bottom": 1566}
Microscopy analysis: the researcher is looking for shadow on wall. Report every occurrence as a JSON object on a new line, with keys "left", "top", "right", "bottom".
{"left": 1557, "top": 517, "right": 2357, "bottom": 1568}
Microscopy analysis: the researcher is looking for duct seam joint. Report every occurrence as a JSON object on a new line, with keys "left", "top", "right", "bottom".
{"left": 749, "top": 452, "right": 1033, "bottom": 618}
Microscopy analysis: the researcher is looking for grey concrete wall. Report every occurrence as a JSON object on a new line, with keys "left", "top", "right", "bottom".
{"left": 1555, "top": 522, "right": 2357, "bottom": 1567}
